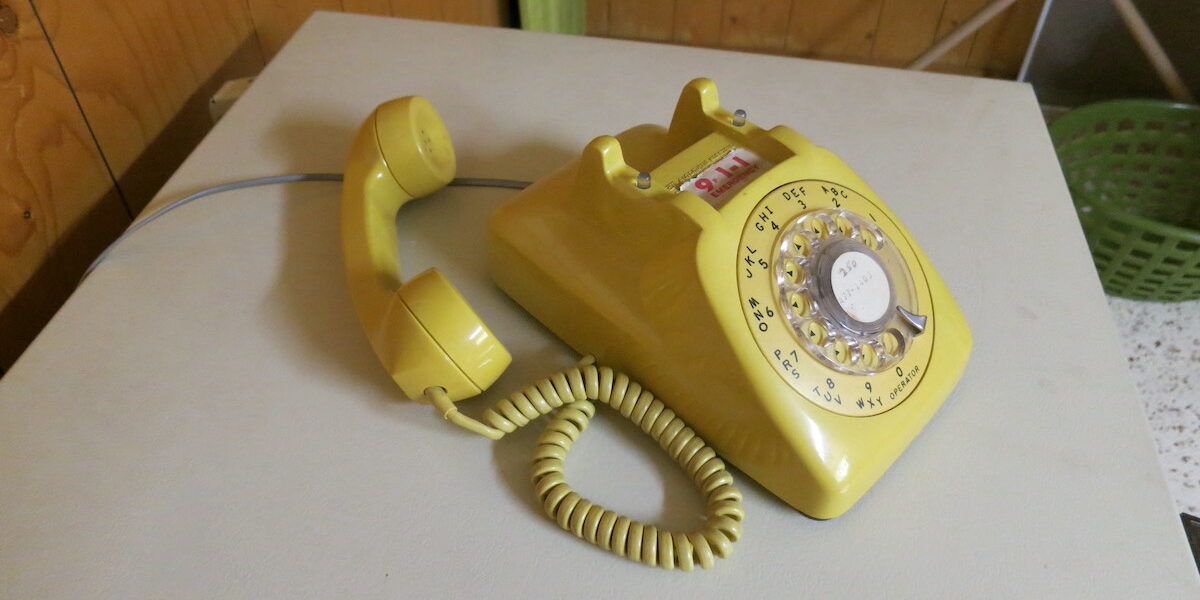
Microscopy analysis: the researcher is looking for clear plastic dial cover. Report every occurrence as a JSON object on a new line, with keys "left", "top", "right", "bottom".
{"left": 777, "top": 208, "right": 917, "bottom": 375}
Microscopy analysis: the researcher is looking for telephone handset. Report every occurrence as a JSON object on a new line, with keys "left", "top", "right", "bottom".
{"left": 341, "top": 80, "right": 971, "bottom": 570}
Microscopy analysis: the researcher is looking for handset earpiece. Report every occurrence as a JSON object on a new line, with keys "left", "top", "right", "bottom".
{"left": 341, "top": 96, "right": 511, "bottom": 402}
{"left": 373, "top": 96, "right": 457, "bottom": 199}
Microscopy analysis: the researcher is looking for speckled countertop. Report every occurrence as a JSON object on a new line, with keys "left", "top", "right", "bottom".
{"left": 1107, "top": 297, "right": 1200, "bottom": 515}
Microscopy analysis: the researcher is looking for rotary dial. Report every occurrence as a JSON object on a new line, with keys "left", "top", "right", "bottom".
{"left": 736, "top": 180, "right": 934, "bottom": 417}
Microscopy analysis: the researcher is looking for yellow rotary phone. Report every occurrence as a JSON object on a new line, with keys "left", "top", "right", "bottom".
{"left": 341, "top": 79, "right": 972, "bottom": 571}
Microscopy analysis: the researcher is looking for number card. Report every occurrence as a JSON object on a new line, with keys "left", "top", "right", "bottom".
{"left": 680, "top": 148, "right": 772, "bottom": 208}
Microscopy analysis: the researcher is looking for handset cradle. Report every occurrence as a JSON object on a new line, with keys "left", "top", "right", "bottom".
{"left": 489, "top": 78, "right": 972, "bottom": 519}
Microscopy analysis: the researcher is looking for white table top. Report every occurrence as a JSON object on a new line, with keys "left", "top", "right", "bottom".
{"left": 3, "top": 12, "right": 1197, "bottom": 598}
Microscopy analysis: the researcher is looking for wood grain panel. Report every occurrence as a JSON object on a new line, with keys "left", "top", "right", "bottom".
{"left": 247, "top": 0, "right": 341, "bottom": 58}
{"left": 442, "top": 0, "right": 484, "bottom": 25}
{"left": 389, "top": 0, "right": 442, "bottom": 20}
{"left": 341, "top": 0, "right": 392, "bottom": 16}
{"left": 608, "top": 0, "right": 675, "bottom": 42}
{"left": 928, "top": 0, "right": 987, "bottom": 68}
{"left": 0, "top": 191, "right": 129, "bottom": 369}
{"left": 596, "top": 1, "right": 1043, "bottom": 77}
{"left": 674, "top": 0, "right": 723, "bottom": 47}
{"left": 35, "top": 0, "right": 264, "bottom": 212}
{"left": 721, "top": 0, "right": 793, "bottom": 52}
{"left": 786, "top": 0, "right": 885, "bottom": 60}
{"left": 118, "top": 38, "right": 264, "bottom": 211}
{"left": 870, "top": 0, "right": 947, "bottom": 65}
{"left": 476, "top": 0, "right": 509, "bottom": 27}
{"left": 32, "top": 1, "right": 258, "bottom": 175}
{"left": 389, "top": 0, "right": 508, "bottom": 26}
{"left": 0, "top": 0, "right": 128, "bottom": 367}
{"left": 586, "top": 0, "right": 610, "bottom": 35}
{"left": 966, "top": 0, "right": 1043, "bottom": 77}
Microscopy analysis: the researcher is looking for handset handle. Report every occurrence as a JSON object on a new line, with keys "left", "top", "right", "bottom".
{"left": 341, "top": 97, "right": 509, "bottom": 401}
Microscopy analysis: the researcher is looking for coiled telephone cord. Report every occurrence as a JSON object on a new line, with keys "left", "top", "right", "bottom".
{"left": 425, "top": 357, "right": 744, "bottom": 571}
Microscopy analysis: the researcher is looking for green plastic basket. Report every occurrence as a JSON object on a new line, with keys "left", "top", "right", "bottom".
{"left": 1049, "top": 100, "right": 1200, "bottom": 301}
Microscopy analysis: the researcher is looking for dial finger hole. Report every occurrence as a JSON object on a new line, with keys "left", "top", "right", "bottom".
{"left": 787, "top": 292, "right": 810, "bottom": 317}
{"left": 803, "top": 320, "right": 827, "bottom": 345}
{"left": 827, "top": 338, "right": 851, "bottom": 365}
{"left": 805, "top": 217, "right": 829, "bottom": 239}
{"left": 834, "top": 215, "right": 855, "bottom": 237}
{"left": 789, "top": 233, "right": 811, "bottom": 257}
{"left": 782, "top": 260, "right": 804, "bottom": 284}
{"left": 880, "top": 329, "right": 902, "bottom": 355}
{"left": 862, "top": 228, "right": 884, "bottom": 250}
{"left": 860, "top": 343, "right": 881, "bottom": 368}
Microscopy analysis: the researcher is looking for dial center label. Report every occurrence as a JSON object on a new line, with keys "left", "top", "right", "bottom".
{"left": 830, "top": 251, "right": 891, "bottom": 323}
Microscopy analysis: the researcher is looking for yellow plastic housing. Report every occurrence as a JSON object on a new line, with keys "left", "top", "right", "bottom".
{"left": 341, "top": 96, "right": 510, "bottom": 401}
{"left": 488, "top": 79, "right": 972, "bottom": 518}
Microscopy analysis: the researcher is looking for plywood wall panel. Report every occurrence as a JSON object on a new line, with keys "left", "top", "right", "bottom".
{"left": 870, "top": 0, "right": 947, "bottom": 65}
{"left": 342, "top": 0, "right": 391, "bottom": 16}
{"left": 0, "top": 0, "right": 128, "bottom": 368}
{"left": 34, "top": 0, "right": 264, "bottom": 212}
{"left": 721, "top": 0, "right": 792, "bottom": 52}
{"left": 389, "top": 0, "right": 508, "bottom": 26}
{"left": 587, "top": 0, "right": 610, "bottom": 35}
{"left": 608, "top": 0, "right": 675, "bottom": 42}
{"left": 477, "top": 0, "right": 509, "bottom": 27}
{"left": 0, "top": 0, "right": 124, "bottom": 297}
{"left": 389, "top": 0, "right": 443, "bottom": 20}
{"left": 442, "top": 0, "right": 485, "bottom": 25}
{"left": 786, "top": 0, "right": 886, "bottom": 61}
{"left": 929, "top": 0, "right": 987, "bottom": 68}
{"left": 247, "top": 0, "right": 341, "bottom": 59}
{"left": 967, "top": 0, "right": 1043, "bottom": 77}
{"left": 587, "top": 0, "right": 1037, "bottom": 76}
{"left": 673, "top": 0, "right": 723, "bottom": 47}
